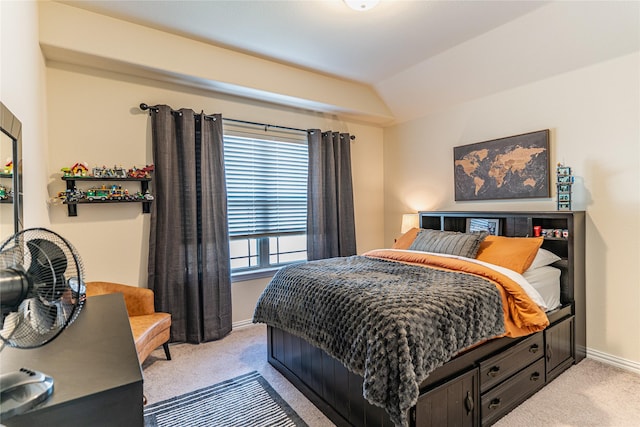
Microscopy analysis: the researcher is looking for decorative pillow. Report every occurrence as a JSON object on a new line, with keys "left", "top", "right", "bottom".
{"left": 392, "top": 227, "right": 419, "bottom": 249}
{"left": 475, "top": 235, "right": 544, "bottom": 273}
{"left": 527, "top": 248, "right": 562, "bottom": 271}
{"left": 409, "top": 229, "right": 489, "bottom": 258}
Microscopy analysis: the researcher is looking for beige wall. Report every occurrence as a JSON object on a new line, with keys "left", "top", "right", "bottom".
{"left": 384, "top": 53, "right": 640, "bottom": 367}
{"left": 45, "top": 63, "right": 384, "bottom": 324}
{"left": 0, "top": 0, "right": 50, "bottom": 229}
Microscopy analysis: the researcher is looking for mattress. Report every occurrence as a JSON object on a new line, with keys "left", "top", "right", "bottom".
{"left": 522, "top": 265, "right": 562, "bottom": 311}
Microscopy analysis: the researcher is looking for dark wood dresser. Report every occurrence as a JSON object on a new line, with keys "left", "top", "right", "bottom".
{"left": 0, "top": 293, "right": 144, "bottom": 426}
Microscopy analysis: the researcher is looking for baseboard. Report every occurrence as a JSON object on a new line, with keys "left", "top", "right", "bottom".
{"left": 587, "top": 347, "right": 640, "bottom": 375}
{"left": 232, "top": 318, "right": 254, "bottom": 329}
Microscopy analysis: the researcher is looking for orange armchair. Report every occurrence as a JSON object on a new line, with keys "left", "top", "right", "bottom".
{"left": 86, "top": 281, "right": 172, "bottom": 365}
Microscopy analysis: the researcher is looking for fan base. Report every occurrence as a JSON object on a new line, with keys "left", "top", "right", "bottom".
{"left": 0, "top": 368, "right": 54, "bottom": 421}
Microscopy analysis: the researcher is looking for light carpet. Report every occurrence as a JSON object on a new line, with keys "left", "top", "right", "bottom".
{"left": 144, "top": 370, "right": 308, "bottom": 427}
{"left": 143, "top": 324, "right": 640, "bottom": 426}
{"left": 493, "top": 357, "right": 640, "bottom": 427}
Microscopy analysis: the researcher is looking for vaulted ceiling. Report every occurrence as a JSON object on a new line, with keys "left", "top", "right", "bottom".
{"left": 58, "top": 1, "right": 639, "bottom": 123}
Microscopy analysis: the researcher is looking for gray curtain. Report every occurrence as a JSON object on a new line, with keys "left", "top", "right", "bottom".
{"left": 148, "top": 105, "right": 231, "bottom": 343}
{"left": 307, "top": 130, "right": 356, "bottom": 260}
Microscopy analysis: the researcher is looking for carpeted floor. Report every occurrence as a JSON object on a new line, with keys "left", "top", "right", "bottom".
{"left": 142, "top": 324, "right": 332, "bottom": 426}
{"left": 492, "top": 356, "right": 640, "bottom": 427}
{"left": 142, "top": 324, "right": 640, "bottom": 427}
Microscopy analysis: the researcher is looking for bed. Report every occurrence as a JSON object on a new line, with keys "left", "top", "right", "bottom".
{"left": 253, "top": 211, "right": 585, "bottom": 427}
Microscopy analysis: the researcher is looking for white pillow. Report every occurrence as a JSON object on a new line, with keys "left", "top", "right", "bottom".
{"left": 527, "top": 248, "right": 561, "bottom": 271}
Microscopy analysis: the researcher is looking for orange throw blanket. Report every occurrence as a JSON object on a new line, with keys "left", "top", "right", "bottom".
{"left": 364, "top": 249, "right": 549, "bottom": 337}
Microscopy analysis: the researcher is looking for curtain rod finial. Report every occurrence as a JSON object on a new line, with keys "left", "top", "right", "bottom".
{"left": 140, "top": 103, "right": 149, "bottom": 111}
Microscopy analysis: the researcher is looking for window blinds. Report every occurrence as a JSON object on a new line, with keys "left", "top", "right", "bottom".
{"left": 224, "top": 134, "right": 308, "bottom": 238}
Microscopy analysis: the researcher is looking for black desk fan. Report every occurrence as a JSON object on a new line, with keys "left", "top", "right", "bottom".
{"left": 0, "top": 228, "right": 85, "bottom": 420}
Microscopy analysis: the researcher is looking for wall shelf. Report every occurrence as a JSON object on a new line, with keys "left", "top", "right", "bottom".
{"left": 61, "top": 176, "right": 152, "bottom": 217}
{"left": 0, "top": 173, "right": 13, "bottom": 204}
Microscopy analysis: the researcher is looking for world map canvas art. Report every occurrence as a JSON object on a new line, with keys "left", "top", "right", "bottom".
{"left": 454, "top": 130, "right": 550, "bottom": 201}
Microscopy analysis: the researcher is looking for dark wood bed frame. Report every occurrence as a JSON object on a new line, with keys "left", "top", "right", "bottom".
{"left": 266, "top": 211, "right": 585, "bottom": 426}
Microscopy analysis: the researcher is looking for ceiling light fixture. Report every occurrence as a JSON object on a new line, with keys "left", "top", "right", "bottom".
{"left": 343, "top": 0, "right": 380, "bottom": 12}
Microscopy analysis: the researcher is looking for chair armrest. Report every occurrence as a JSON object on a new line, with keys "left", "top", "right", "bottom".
{"left": 86, "top": 281, "right": 155, "bottom": 316}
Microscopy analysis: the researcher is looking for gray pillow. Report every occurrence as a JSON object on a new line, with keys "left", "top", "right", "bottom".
{"left": 408, "top": 229, "right": 489, "bottom": 258}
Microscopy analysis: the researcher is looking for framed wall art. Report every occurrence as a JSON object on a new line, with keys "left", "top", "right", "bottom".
{"left": 453, "top": 130, "right": 550, "bottom": 201}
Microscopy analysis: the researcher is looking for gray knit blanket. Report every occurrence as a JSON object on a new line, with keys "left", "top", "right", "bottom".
{"left": 253, "top": 255, "right": 505, "bottom": 427}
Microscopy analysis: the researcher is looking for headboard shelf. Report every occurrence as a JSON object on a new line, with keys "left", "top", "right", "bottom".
{"left": 418, "top": 210, "right": 586, "bottom": 361}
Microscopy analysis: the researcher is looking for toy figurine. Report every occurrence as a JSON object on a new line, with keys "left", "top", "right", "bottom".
{"left": 86, "top": 186, "right": 110, "bottom": 201}
{"left": 128, "top": 164, "right": 155, "bottom": 179}
{"left": 556, "top": 163, "right": 573, "bottom": 211}
{"left": 71, "top": 162, "right": 89, "bottom": 177}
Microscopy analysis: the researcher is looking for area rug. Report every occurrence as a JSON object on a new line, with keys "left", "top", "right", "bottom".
{"left": 144, "top": 371, "right": 309, "bottom": 427}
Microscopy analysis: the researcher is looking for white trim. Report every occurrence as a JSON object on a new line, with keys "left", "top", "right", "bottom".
{"left": 587, "top": 347, "right": 640, "bottom": 375}
{"left": 231, "top": 268, "right": 278, "bottom": 283}
{"left": 232, "top": 319, "right": 255, "bottom": 330}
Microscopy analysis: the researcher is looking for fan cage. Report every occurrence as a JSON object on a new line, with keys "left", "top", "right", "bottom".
{"left": 0, "top": 228, "right": 86, "bottom": 349}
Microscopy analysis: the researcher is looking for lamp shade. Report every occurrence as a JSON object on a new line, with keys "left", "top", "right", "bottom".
{"left": 401, "top": 214, "right": 419, "bottom": 234}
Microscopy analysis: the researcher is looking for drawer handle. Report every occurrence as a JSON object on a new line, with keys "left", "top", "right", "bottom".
{"left": 529, "top": 344, "right": 540, "bottom": 353}
{"left": 465, "top": 390, "right": 474, "bottom": 414}
{"left": 546, "top": 344, "right": 553, "bottom": 362}
{"left": 530, "top": 372, "right": 541, "bottom": 381}
{"left": 489, "top": 398, "right": 501, "bottom": 410}
{"left": 487, "top": 366, "right": 501, "bottom": 377}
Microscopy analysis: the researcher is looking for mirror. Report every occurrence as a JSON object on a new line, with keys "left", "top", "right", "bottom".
{"left": 0, "top": 102, "right": 23, "bottom": 243}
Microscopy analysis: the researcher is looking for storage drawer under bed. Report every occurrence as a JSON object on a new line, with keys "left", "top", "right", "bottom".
{"left": 479, "top": 332, "right": 544, "bottom": 393}
{"left": 480, "top": 358, "right": 546, "bottom": 426}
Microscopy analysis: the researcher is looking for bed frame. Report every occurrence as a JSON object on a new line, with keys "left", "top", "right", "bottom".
{"left": 266, "top": 211, "right": 585, "bottom": 426}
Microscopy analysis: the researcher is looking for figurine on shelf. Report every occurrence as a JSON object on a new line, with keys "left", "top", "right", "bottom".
{"left": 57, "top": 187, "right": 83, "bottom": 203}
{"left": 131, "top": 191, "right": 146, "bottom": 200}
{"left": 86, "top": 186, "right": 110, "bottom": 201}
{"left": 92, "top": 164, "right": 127, "bottom": 178}
{"left": 109, "top": 185, "right": 125, "bottom": 200}
{"left": 143, "top": 189, "right": 154, "bottom": 201}
{"left": 127, "top": 164, "right": 154, "bottom": 179}
{"left": 4, "top": 159, "right": 13, "bottom": 175}
{"left": 0, "top": 185, "right": 9, "bottom": 200}
{"left": 70, "top": 162, "right": 89, "bottom": 177}
{"left": 92, "top": 166, "right": 105, "bottom": 178}
{"left": 556, "top": 163, "right": 573, "bottom": 211}
{"left": 127, "top": 166, "right": 144, "bottom": 179}
{"left": 113, "top": 165, "right": 127, "bottom": 178}
{"left": 68, "top": 188, "right": 83, "bottom": 202}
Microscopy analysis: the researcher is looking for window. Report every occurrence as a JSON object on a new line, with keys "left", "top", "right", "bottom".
{"left": 224, "top": 130, "right": 308, "bottom": 275}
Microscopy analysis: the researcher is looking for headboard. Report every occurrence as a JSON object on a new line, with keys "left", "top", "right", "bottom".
{"left": 418, "top": 211, "right": 585, "bottom": 355}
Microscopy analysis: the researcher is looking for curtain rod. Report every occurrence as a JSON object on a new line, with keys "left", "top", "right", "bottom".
{"left": 139, "top": 103, "right": 356, "bottom": 140}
